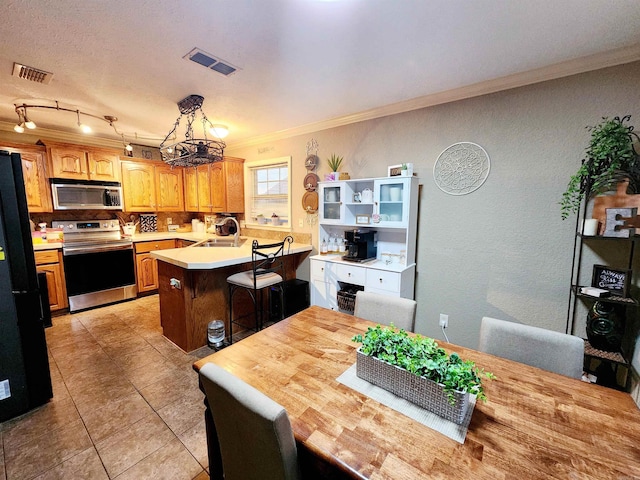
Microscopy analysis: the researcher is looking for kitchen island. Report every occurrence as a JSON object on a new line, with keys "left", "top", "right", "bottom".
{"left": 151, "top": 237, "right": 312, "bottom": 352}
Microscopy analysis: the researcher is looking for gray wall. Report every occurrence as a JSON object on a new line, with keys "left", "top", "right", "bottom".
{"left": 228, "top": 62, "right": 640, "bottom": 366}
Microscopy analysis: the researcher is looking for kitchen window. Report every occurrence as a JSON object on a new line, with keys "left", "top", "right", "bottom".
{"left": 244, "top": 156, "right": 291, "bottom": 229}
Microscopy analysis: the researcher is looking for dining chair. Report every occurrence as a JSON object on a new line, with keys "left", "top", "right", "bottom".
{"left": 478, "top": 316, "right": 584, "bottom": 379}
{"left": 227, "top": 236, "right": 293, "bottom": 343}
{"left": 199, "top": 362, "right": 300, "bottom": 480}
{"left": 353, "top": 290, "right": 417, "bottom": 332}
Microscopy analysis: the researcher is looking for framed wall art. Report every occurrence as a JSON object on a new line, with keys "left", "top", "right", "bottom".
{"left": 591, "top": 265, "right": 631, "bottom": 297}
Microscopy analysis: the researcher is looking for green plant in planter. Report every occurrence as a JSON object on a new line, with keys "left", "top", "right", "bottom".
{"left": 327, "top": 154, "right": 343, "bottom": 172}
{"left": 560, "top": 115, "right": 640, "bottom": 220}
{"left": 352, "top": 325, "right": 494, "bottom": 404}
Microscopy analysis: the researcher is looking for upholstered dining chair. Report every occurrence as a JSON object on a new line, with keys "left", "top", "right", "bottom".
{"left": 478, "top": 316, "right": 584, "bottom": 379}
{"left": 227, "top": 236, "right": 293, "bottom": 343}
{"left": 354, "top": 291, "right": 417, "bottom": 332}
{"left": 199, "top": 362, "right": 300, "bottom": 480}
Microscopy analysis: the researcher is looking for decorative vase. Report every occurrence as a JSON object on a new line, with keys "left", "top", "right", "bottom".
{"left": 586, "top": 301, "right": 624, "bottom": 352}
{"left": 356, "top": 349, "right": 469, "bottom": 424}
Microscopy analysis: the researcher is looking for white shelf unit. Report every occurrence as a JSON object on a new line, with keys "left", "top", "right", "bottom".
{"left": 311, "top": 176, "right": 419, "bottom": 311}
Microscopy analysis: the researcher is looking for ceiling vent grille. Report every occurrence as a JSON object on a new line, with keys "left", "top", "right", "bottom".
{"left": 183, "top": 48, "right": 239, "bottom": 76}
{"left": 12, "top": 63, "right": 53, "bottom": 84}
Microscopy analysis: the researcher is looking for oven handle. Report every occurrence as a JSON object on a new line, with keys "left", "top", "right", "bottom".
{"left": 63, "top": 243, "right": 133, "bottom": 256}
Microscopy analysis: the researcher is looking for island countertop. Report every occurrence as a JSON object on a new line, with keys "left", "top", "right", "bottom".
{"left": 149, "top": 236, "right": 312, "bottom": 269}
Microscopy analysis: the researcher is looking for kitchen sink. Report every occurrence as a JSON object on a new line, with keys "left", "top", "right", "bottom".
{"left": 189, "top": 237, "right": 248, "bottom": 248}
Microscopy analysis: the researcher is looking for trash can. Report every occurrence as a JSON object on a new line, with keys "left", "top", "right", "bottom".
{"left": 270, "top": 279, "right": 310, "bottom": 321}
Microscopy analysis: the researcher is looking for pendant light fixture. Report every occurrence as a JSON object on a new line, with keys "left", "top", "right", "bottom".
{"left": 76, "top": 110, "right": 91, "bottom": 133}
{"left": 160, "top": 95, "right": 226, "bottom": 167}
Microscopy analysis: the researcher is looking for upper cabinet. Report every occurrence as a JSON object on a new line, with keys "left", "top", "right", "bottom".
{"left": 121, "top": 159, "right": 184, "bottom": 212}
{"left": 188, "top": 157, "right": 245, "bottom": 213}
{"left": 155, "top": 164, "right": 184, "bottom": 211}
{"left": 45, "top": 142, "right": 121, "bottom": 182}
{"left": 183, "top": 167, "right": 199, "bottom": 211}
{"left": 0, "top": 143, "right": 53, "bottom": 213}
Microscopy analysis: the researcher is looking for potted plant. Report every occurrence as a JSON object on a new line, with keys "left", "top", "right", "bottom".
{"left": 352, "top": 325, "right": 494, "bottom": 424}
{"left": 560, "top": 115, "right": 640, "bottom": 220}
{"left": 326, "top": 154, "right": 344, "bottom": 181}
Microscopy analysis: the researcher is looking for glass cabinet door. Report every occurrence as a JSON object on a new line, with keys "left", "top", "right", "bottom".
{"left": 319, "top": 183, "right": 344, "bottom": 223}
{"left": 375, "top": 178, "right": 409, "bottom": 226}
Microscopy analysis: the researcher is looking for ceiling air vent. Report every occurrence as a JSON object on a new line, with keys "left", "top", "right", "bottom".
{"left": 183, "top": 48, "right": 239, "bottom": 77}
{"left": 12, "top": 62, "right": 53, "bottom": 84}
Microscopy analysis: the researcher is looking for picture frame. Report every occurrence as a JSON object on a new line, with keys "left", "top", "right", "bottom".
{"left": 591, "top": 264, "right": 631, "bottom": 297}
{"left": 356, "top": 214, "right": 371, "bottom": 225}
{"left": 387, "top": 163, "right": 413, "bottom": 177}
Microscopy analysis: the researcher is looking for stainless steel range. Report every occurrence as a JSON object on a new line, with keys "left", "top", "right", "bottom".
{"left": 52, "top": 219, "right": 137, "bottom": 312}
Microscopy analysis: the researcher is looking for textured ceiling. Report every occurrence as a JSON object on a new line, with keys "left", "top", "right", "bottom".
{"left": 0, "top": 0, "right": 639, "bottom": 149}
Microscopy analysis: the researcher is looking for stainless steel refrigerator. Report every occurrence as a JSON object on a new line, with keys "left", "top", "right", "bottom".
{"left": 0, "top": 151, "right": 52, "bottom": 422}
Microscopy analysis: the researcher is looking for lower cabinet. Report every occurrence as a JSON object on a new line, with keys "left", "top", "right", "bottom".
{"left": 34, "top": 250, "right": 68, "bottom": 311}
{"left": 134, "top": 240, "right": 177, "bottom": 293}
{"left": 310, "top": 256, "right": 415, "bottom": 311}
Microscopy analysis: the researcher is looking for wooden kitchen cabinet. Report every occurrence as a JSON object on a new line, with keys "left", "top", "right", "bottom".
{"left": 134, "top": 239, "right": 176, "bottom": 293}
{"left": 121, "top": 159, "right": 185, "bottom": 212}
{"left": 0, "top": 143, "right": 52, "bottom": 213}
{"left": 34, "top": 250, "right": 68, "bottom": 311}
{"left": 183, "top": 167, "right": 199, "bottom": 211}
{"left": 45, "top": 141, "right": 120, "bottom": 181}
{"left": 121, "top": 160, "right": 156, "bottom": 211}
{"left": 155, "top": 165, "right": 184, "bottom": 211}
{"left": 195, "top": 157, "right": 245, "bottom": 213}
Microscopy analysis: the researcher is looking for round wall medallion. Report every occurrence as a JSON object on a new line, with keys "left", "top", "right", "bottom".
{"left": 305, "top": 154, "right": 318, "bottom": 171}
{"left": 433, "top": 142, "right": 490, "bottom": 195}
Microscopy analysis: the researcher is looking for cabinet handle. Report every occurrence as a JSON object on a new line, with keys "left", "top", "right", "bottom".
{"left": 348, "top": 272, "right": 351, "bottom": 277}
{"left": 379, "top": 278, "right": 383, "bottom": 283}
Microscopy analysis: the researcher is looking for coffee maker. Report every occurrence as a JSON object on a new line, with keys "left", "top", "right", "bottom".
{"left": 343, "top": 229, "right": 377, "bottom": 262}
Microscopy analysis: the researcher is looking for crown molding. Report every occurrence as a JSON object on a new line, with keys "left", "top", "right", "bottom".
{"left": 227, "top": 44, "right": 640, "bottom": 150}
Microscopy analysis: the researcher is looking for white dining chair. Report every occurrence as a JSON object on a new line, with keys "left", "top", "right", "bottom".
{"left": 478, "top": 316, "right": 584, "bottom": 379}
{"left": 354, "top": 291, "right": 417, "bottom": 332}
{"left": 199, "top": 362, "right": 300, "bottom": 480}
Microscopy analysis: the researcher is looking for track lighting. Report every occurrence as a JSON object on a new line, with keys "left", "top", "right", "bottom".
{"left": 14, "top": 122, "right": 25, "bottom": 133}
{"left": 23, "top": 108, "right": 36, "bottom": 129}
{"left": 76, "top": 110, "right": 91, "bottom": 133}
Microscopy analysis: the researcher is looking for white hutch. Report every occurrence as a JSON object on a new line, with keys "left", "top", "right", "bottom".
{"left": 310, "top": 176, "right": 419, "bottom": 311}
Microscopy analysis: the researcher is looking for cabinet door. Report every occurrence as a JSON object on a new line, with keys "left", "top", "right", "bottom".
{"left": 197, "top": 164, "right": 212, "bottom": 212}
{"left": 184, "top": 167, "right": 199, "bottom": 211}
{"left": 37, "top": 262, "right": 68, "bottom": 311}
{"left": 318, "top": 183, "right": 345, "bottom": 224}
{"left": 224, "top": 158, "right": 245, "bottom": 213}
{"left": 209, "top": 162, "right": 226, "bottom": 212}
{"left": 20, "top": 149, "right": 53, "bottom": 213}
{"left": 136, "top": 253, "right": 159, "bottom": 292}
{"left": 121, "top": 161, "right": 156, "bottom": 212}
{"left": 49, "top": 146, "right": 88, "bottom": 179}
{"left": 87, "top": 150, "right": 120, "bottom": 182}
{"left": 375, "top": 178, "right": 410, "bottom": 226}
{"left": 155, "top": 165, "right": 185, "bottom": 211}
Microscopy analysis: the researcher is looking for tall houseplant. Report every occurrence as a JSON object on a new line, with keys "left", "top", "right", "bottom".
{"left": 560, "top": 115, "right": 640, "bottom": 220}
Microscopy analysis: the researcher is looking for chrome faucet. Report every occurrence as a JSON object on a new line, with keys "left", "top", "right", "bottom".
{"left": 229, "top": 217, "right": 241, "bottom": 247}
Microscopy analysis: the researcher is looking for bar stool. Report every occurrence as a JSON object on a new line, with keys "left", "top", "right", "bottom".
{"left": 227, "top": 236, "right": 293, "bottom": 343}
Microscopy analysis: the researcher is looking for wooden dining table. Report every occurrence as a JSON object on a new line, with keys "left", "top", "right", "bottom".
{"left": 193, "top": 305, "right": 640, "bottom": 479}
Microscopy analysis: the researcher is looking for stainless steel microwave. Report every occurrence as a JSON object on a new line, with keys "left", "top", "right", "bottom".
{"left": 50, "top": 179, "right": 123, "bottom": 210}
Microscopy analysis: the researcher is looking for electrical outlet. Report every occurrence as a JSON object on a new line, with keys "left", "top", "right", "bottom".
{"left": 439, "top": 313, "right": 448, "bottom": 328}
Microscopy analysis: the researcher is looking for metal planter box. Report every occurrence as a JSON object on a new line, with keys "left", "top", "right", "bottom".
{"left": 356, "top": 349, "right": 470, "bottom": 424}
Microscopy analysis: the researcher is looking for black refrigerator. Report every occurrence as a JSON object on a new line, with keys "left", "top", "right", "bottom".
{"left": 0, "top": 151, "right": 52, "bottom": 422}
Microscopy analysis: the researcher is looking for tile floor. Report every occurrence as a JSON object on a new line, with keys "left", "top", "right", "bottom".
{"left": 0, "top": 295, "right": 219, "bottom": 480}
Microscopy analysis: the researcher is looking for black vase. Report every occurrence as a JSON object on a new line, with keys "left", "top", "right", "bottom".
{"left": 586, "top": 302, "right": 624, "bottom": 352}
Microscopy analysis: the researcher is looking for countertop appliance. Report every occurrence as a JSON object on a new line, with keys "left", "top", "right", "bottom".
{"left": 215, "top": 217, "right": 239, "bottom": 236}
{"left": 0, "top": 151, "right": 53, "bottom": 421}
{"left": 342, "top": 229, "right": 377, "bottom": 263}
{"left": 50, "top": 178, "right": 122, "bottom": 210}
{"left": 52, "top": 219, "right": 136, "bottom": 312}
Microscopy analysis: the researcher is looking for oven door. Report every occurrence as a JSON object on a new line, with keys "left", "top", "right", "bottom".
{"left": 62, "top": 245, "right": 136, "bottom": 310}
